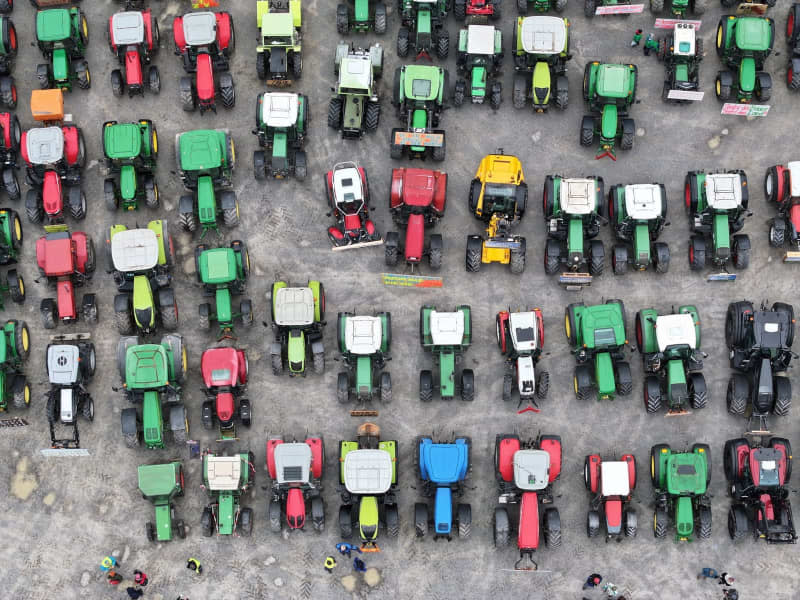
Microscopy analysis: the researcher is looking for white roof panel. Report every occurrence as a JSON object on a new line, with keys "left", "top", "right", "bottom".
{"left": 274, "top": 287, "right": 315, "bottom": 327}
{"left": 261, "top": 93, "right": 299, "bottom": 128}
{"left": 206, "top": 456, "right": 242, "bottom": 491}
{"left": 111, "top": 11, "right": 145, "bottom": 46}
{"left": 513, "top": 449, "right": 550, "bottom": 491}
{"left": 345, "top": 316, "right": 382, "bottom": 355}
{"left": 655, "top": 313, "right": 697, "bottom": 352}
{"left": 26, "top": 127, "right": 64, "bottom": 165}
{"left": 561, "top": 179, "right": 596, "bottom": 215}
{"left": 183, "top": 12, "right": 217, "bottom": 46}
{"left": 343, "top": 449, "right": 393, "bottom": 495}
{"left": 466, "top": 25, "right": 495, "bottom": 56}
{"left": 111, "top": 229, "right": 159, "bottom": 273}
{"left": 624, "top": 184, "right": 662, "bottom": 220}
{"left": 705, "top": 173, "right": 743, "bottom": 210}
{"left": 520, "top": 16, "right": 567, "bottom": 55}
{"left": 601, "top": 461, "right": 630, "bottom": 496}
{"left": 430, "top": 311, "right": 465, "bottom": 346}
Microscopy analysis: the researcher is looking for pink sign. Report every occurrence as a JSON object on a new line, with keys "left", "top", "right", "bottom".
{"left": 595, "top": 4, "right": 644, "bottom": 14}
{"left": 654, "top": 18, "right": 702, "bottom": 29}
{"left": 721, "top": 103, "right": 770, "bottom": 117}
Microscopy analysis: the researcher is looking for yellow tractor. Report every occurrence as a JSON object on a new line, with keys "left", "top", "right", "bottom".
{"left": 466, "top": 153, "right": 528, "bottom": 274}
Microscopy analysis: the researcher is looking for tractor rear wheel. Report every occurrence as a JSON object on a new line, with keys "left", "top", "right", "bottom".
{"left": 650, "top": 444, "right": 669, "bottom": 487}
{"left": 397, "top": 27, "right": 409, "bottom": 58}
{"left": 179, "top": 211, "right": 197, "bottom": 233}
{"left": 536, "top": 371, "right": 549, "bottom": 400}
{"left": 587, "top": 510, "right": 600, "bottom": 537}
{"left": 689, "top": 373, "right": 707, "bottom": 409}
{"left": 725, "top": 301, "right": 753, "bottom": 348}
{"left": 773, "top": 376, "right": 791, "bottom": 416}
{"left": 624, "top": 510, "right": 637, "bottom": 537}
{"left": 726, "top": 374, "right": 748, "bottom": 415}
{"left": 644, "top": 376, "right": 661, "bottom": 413}
{"left": 327, "top": 98, "right": 343, "bottom": 130}
{"left": 653, "top": 509, "right": 668, "bottom": 539}
{"left": 494, "top": 507, "right": 509, "bottom": 547}
{"left": 728, "top": 505, "right": 748, "bottom": 540}
{"left": 419, "top": 370, "right": 433, "bottom": 402}
{"left": 111, "top": 70, "right": 123, "bottom": 97}
{"left": 698, "top": 507, "right": 712, "bottom": 539}
{"left": 584, "top": 0, "right": 596, "bottom": 17}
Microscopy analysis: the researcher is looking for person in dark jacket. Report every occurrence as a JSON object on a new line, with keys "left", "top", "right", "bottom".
{"left": 126, "top": 587, "right": 144, "bottom": 599}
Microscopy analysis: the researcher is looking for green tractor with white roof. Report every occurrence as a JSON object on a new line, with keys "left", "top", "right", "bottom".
{"left": 581, "top": 62, "right": 637, "bottom": 160}
{"left": 608, "top": 182, "right": 670, "bottom": 274}
{"left": 651, "top": 443, "right": 712, "bottom": 541}
{"left": 201, "top": 450, "right": 255, "bottom": 537}
{"left": 715, "top": 15, "right": 774, "bottom": 103}
{"left": 636, "top": 306, "right": 707, "bottom": 415}
{"left": 103, "top": 120, "right": 158, "bottom": 211}
{"left": 35, "top": 6, "right": 90, "bottom": 92}
{"left": 336, "top": 312, "right": 392, "bottom": 408}
{"left": 398, "top": 0, "right": 450, "bottom": 60}
{"left": 419, "top": 305, "right": 474, "bottom": 402}
{"left": 328, "top": 43, "right": 382, "bottom": 140}
{"left": 454, "top": 25, "right": 503, "bottom": 109}
{"left": 256, "top": 0, "right": 303, "bottom": 85}
{"left": 176, "top": 129, "right": 239, "bottom": 238}
{"left": 512, "top": 16, "right": 571, "bottom": 112}
{"left": 0, "top": 318, "right": 30, "bottom": 412}
{"left": 138, "top": 461, "right": 186, "bottom": 543}
{"left": 253, "top": 92, "right": 308, "bottom": 180}
{"left": 195, "top": 242, "right": 253, "bottom": 337}
{"left": 390, "top": 64, "right": 448, "bottom": 162}
{"left": 118, "top": 333, "right": 188, "bottom": 449}
{"left": 565, "top": 300, "right": 632, "bottom": 402}
{"left": 270, "top": 280, "right": 325, "bottom": 376}
{"left": 337, "top": 0, "right": 387, "bottom": 34}
{"left": 657, "top": 23, "right": 703, "bottom": 103}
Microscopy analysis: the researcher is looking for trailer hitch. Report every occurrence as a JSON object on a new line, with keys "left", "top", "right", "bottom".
{"left": 514, "top": 551, "right": 537, "bottom": 571}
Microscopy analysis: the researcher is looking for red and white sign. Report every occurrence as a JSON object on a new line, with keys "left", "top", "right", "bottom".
{"left": 654, "top": 18, "right": 702, "bottom": 30}
{"left": 721, "top": 103, "right": 770, "bottom": 117}
{"left": 668, "top": 90, "right": 704, "bottom": 101}
{"left": 595, "top": 4, "right": 644, "bottom": 14}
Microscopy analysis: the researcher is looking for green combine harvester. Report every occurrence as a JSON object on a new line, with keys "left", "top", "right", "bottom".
{"left": 201, "top": 450, "right": 255, "bottom": 537}
{"left": 138, "top": 461, "right": 186, "bottom": 543}
{"left": 419, "top": 305, "right": 474, "bottom": 402}
{"left": 103, "top": 120, "right": 158, "bottom": 211}
{"left": 581, "top": 62, "right": 637, "bottom": 160}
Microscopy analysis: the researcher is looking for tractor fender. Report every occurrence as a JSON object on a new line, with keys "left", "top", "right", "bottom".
{"left": 306, "top": 436, "right": 324, "bottom": 479}
{"left": 678, "top": 305, "right": 701, "bottom": 347}
{"left": 584, "top": 454, "right": 601, "bottom": 494}
{"left": 533, "top": 308, "right": 544, "bottom": 349}
{"left": 717, "top": 70, "right": 734, "bottom": 89}
{"left": 114, "top": 293, "right": 130, "bottom": 314}
{"left": 62, "top": 126, "right": 80, "bottom": 166}
{"left": 622, "top": 454, "right": 637, "bottom": 491}
{"left": 539, "top": 435, "right": 562, "bottom": 482}
{"left": 169, "top": 404, "right": 186, "bottom": 433}
{"left": 432, "top": 171, "right": 447, "bottom": 214}
{"left": 215, "top": 12, "right": 233, "bottom": 53}
{"left": 270, "top": 341, "right": 282, "bottom": 357}
{"left": 636, "top": 308, "right": 659, "bottom": 354}
{"left": 495, "top": 435, "right": 520, "bottom": 482}
{"left": 172, "top": 16, "right": 186, "bottom": 52}
{"left": 496, "top": 311, "right": 509, "bottom": 354}
{"left": 219, "top": 190, "right": 237, "bottom": 210}
{"left": 768, "top": 437, "right": 792, "bottom": 485}
{"left": 793, "top": 58, "right": 800, "bottom": 81}
{"left": 266, "top": 437, "right": 283, "bottom": 479}
{"left": 121, "top": 407, "right": 138, "bottom": 435}
{"left": 390, "top": 168, "right": 404, "bottom": 208}
{"left": 310, "top": 339, "right": 324, "bottom": 356}
{"left": 178, "top": 194, "right": 194, "bottom": 216}
{"left": 159, "top": 287, "right": 175, "bottom": 309}
{"left": 756, "top": 71, "right": 772, "bottom": 94}
{"left": 384, "top": 231, "right": 399, "bottom": 249}
{"left": 734, "top": 170, "right": 749, "bottom": 209}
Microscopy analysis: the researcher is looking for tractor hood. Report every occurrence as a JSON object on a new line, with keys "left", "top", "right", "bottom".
{"left": 137, "top": 462, "right": 181, "bottom": 498}
{"left": 177, "top": 130, "right": 224, "bottom": 171}
{"left": 124, "top": 344, "right": 169, "bottom": 389}
{"left": 198, "top": 247, "right": 237, "bottom": 286}
{"left": 666, "top": 454, "right": 707, "bottom": 495}
{"left": 655, "top": 314, "right": 697, "bottom": 352}
{"left": 403, "top": 65, "right": 441, "bottom": 101}
{"left": 418, "top": 438, "right": 469, "bottom": 484}
{"left": 47, "top": 344, "right": 79, "bottom": 385}
{"left": 344, "top": 316, "right": 382, "bottom": 355}
{"left": 624, "top": 184, "right": 662, "bottom": 220}
{"left": 201, "top": 347, "right": 245, "bottom": 388}
{"left": 104, "top": 123, "right": 143, "bottom": 161}
{"left": 111, "top": 228, "right": 159, "bottom": 273}
{"left": 519, "top": 16, "right": 567, "bottom": 55}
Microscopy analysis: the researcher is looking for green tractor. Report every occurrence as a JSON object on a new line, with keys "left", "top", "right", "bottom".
{"left": 195, "top": 242, "right": 253, "bottom": 337}
{"left": 176, "top": 129, "right": 239, "bottom": 237}
{"left": 0, "top": 16, "right": 17, "bottom": 108}
{"left": 657, "top": 23, "right": 703, "bottom": 103}
{"left": 685, "top": 170, "right": 751, "bottom": 274}
{"left": 390, "top": 64, "right": 448, "bottom": 162}
{"left": 328, "top": 43, "right": 382, "bottom": 140}
{"left": 715, "top": 15, "right": 774, "bottom": 103}
{"left": 517, "top": 0, "right": 567, "bottom": 14}
{"left": 419, "top": 305, "right": 474, "bottom": 402}
{"left": 270, "top": 280, "right": 325, "bottom": 377}
{"left": 256, "top": 0, "right": 303, "bottom": 85}
{"left": 581, "top": 62, "right": 637, "bottom": 160}
{"left": 636, "top": 306, "right": 707, "bottom": 415}
{"left": 201, "top": 450, "right": 255, "bottom": 537}
{"left": 397, "top": 0, "right": 450, "bottom": 60}
{"left": 35, "top": 7, "right": 90, "bottom": 91}
{"left": 253, "top": 92, "right": 308, "bottom": 180}
{"left": 337, "top": 0, "right": 387, "bottom": 34}
{"left": 338, "top": 422, "right": 399, "bottom": 548}
{"left": 138, "top": 461, "right": 186, "bottom": 543}
{"left": 454, "top": 25, "right": 503, "bottom": 109}
{"left": 0, "top": 319, "right": 30, "bottom": 412}
{"left": 0, "top": 208, "right": 24, "bottom": 310}
{"left": 103, "top": 120, "right": 159, "bottom": 211}
{"left": 651, "top": 443, "right": 712, "bottom": 541}
{"left": 336, "top": 312, "right": 392, "bottom": 408}
{"left": 118, "top": 334, "right": 188, "bottom": 449}
{"left": 649, "top": 0, "right": 705, "bottom": 17}
{"left": 565, "top": 300, "right": 632, "bottom": 401}
{"left": 608, "top": 183, "right": 670, "bottom": 274}
{"left": 109, "top": 221, "right": 179, "bottom": 335}
{"left": 511, "top": 16, "right": 571, "bottom": 112}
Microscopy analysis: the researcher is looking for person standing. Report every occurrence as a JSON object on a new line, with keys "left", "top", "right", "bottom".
{"left": 100, "top": 556, "right": 118, "bottom": 573}
{"left": 126, "top": 588, "right": 144, "bottom": 599}
{"left": 186, "top": 558, "right": 203, "bottom": 575}
{"left": 324, "top": 556, "right": 337, "bottom": 574}
{"left": 583, "top": 574, "right": 603, "bottom": 589}
{"left": 699, "top": 568, "right": 719, "bottom": 580}
{"left": 353, "top": 557, "right": 367, "bottom": 573}
{"left": 719, "top": 573, "right": 735, "bottom": 587}
{"left": 107, "top": 571, "right": 123, "bottom": 586}
{"left": 134, "top": 570, "right": 149, "bottom": 586}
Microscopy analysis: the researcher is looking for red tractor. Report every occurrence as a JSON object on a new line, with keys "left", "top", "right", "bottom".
{"left": 725, "top": 436, "right": 796, "bottom": 543}
{"left": 22, "top": 90, "right": 86, "bottom": 225}
{"left": 266, "top": 435, "right": 325, "bottom": 533}
{"left": 200, "top": 346, "right": 250, "bottom": 440}
{"left": 765, "top": 162, "right": 800, "bottom": 261}
{"left": 583, "top": 453, "right": 637, "bottom": 540}
{"left": 0, "top": 111, "right": 20, "bottom": 200}
{"left": 453, "top": 0, "right": 500, "bottom": 21}
{"left": 35, "top": 225, "right": 97, "bottom": 329}
{"left": 107, "top": 5, "right": 161, "bottom": 97}
{"left": 325, "top": 162, "right": 382, "bottom": 250}
{"left": 493, "top": 433, "right": 562, "bottom": 570}
{"left": 385, "top": 168, "right": 446, "bottom": 270}
{"left": 173, "top": 10, "right": 235, "bottom": 113}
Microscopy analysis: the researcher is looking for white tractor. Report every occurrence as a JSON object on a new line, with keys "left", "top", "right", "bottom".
{"left": 45, "top": 334, "right": 96, "bottom": 448}
{"left": 496, "top": 309, "right": 549, "bottom": 409}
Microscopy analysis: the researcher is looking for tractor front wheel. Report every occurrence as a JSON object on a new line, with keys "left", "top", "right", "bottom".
{"left": 574, "top": 365, "right": 592, "bottom": 400}
{"left": 773, "top": 376, "right": 791, "bottom": 416}
{"left": 513, "top": 75, "right": 526, "bottom": 109}
{"left": 688, "top": 236, "right": 706, "bottom": 270}
{"left": 327, "top": 98, "right": 343, "bottom": 130}
{"left": 584, "top": 0, "right": 596, "bottom": 17}
{"left": 580, "top": 116, "right": 595, "bottom": 147}
{"left": 111, "top": 70, "right": 123, "bottom": 97}
{"left": 397, "top": 27, "right": 409, "bottom": 58}
{"left": 698, "top": 507, "right": 712, "bottom": 539}
{"left": 465, "top": 236, "right": 482, "bottom": 272}
{"left": 148, "top": 66, "right": 160, "bottom": 93}
{"left": 75, "top": 61, "right": 91, "bottom": 90}
{"left": 337, "top": 373, "right": 349, "bottom": 404}
{"left": 461, "top": 370, "right": 475, "bottom": 402}
{"left": 419, "top": 370, "right": 433, "bottom": 402}
{"left": 494, "top": 507, "right": 510, "bottom": 547}
{"left": 543, "top": 508, "right": 561, "bottom": 548}
{"left": 728, "top": 505, "right": 749, "bottom": 540}
{"left": 517, "top": 0, "right": 528, "bottom": 13}
{"left": 715, "top": 73, "right": 731, "bottom": 101}
{"left": 653, "top": 509, "right": 668, "bottom": 539}
{"left": 644, "top": 376, "right": 661, "bottom": 413}
{"left": 536, "top": 370, "right": 549, "bottom": 400}
{"left": 429, "top": 234, "right": 443, "bottom": 270}
{"left": 587, "top": 510, "right": 600, "bottom": 537}
{"left": 380, "top": 372, "right": 392, "bottom": 404}
{"left": 624, "top": 510, "right": 637, "bottom": 537}
{"left": 726, "top": 374, "right": 748, "bottom": 415}
{"left": 689, "top": 373, "right": 707, "bottom": 409}
{"left": 364, "top": 101, "right": 380, "bottom": 131}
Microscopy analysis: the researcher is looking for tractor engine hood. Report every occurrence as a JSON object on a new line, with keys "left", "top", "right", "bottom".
{"left": 516, "top": 355, "right": 535, "bottom": 396}
{"left": 59, "top": 388, "right": 75, "bottom": 424}
{"left": 215, "top": 391, "right": 235, "bottom": 425}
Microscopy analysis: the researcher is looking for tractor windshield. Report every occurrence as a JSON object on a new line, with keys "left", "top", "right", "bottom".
{"left": 593, "top": 328, "right": 616, "bottom": 347}
{"left": 411, "top": 79, "right": 432, "bottom": 97}
{"left": 515, "top": 327, "right": 535, "bottom": 342}
{"left": 210, "top": 368, "right": 232, "bottom": 383}
{"left": 339, "top": 195, "right": 364, "bottom": 215}
{"left": 483, "top": 184, "right": 516, "bottom": 212}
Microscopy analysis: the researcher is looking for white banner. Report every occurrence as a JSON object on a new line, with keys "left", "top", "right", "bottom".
{"left": 654, "top": 18, "right": 702, "bottom": 29}
{"left": 668, "top": 90, "right": 704, "bottom": 101}
{"left": 721, "top": 103, "right": 770, "bottom": 117}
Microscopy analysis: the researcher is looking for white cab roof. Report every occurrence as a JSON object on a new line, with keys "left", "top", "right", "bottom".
{"left": 345, "top": 316, "right": 382, "bottom": 355}
{"left": 48, "top": 344, "right": 79, "bottom": 385}
{"left": 601, "top": 461, "right": 630, "bottom": 496}
{"left": 26, "top": 127, "right": 64, "bottom": 165}
{"left": 788, "top": 162, "right": 800, "bottom": 197}
{"left": 705, "top": 173, "right": 743, "bottom": 210}
{"left": 656, "top": 313, "right": 697, "bottom": 352}
{"left": 340, "top": 56, "right": 374, "bottom": 89}
{"left": 430, "top": 311, "right": 465, "bottom": 346}
{"left": 466, "top": 25, "right": 496, "bottom": 56}
{"left": 182, "top": 12, "right": 216, "bottom": 46}
{"left": 112, "top": 228, "right": 159, "bottom": 273}
{"left": 514, "top": 449, "right": 550, "bottom": 491}
{"left": 206, "top": 456, "right": 242, "bottom": 491}
{"left": 624, "top": 184, "right": 662, "bottom": 220}
{"left": 274, "top": 287, "right": 314, "bottom": 327}
{"left": 111, "top": 11, "right": 145, "bottom": 46}
{"left": 520, "top": 16, "right": 567, "bottom": 55}
{"left": 273, "top": 442, "right": 311, "bottom": 484}
{"left": 343, "top": 449, "right": 393, "bottom": 495}
{"left": 508, "top": 311, "right": 538, "bottom": 352}
{"left": 261, "top": 93, "right": 299, "bottom": 128}
{"left": 673, "top": 24, "right": 696, "bottom": 57}
{"left": 333, "top": 163, "right": 364, "bottom": 203}
{"left": 561, "top": 178, "right": 596, "bottom": 215}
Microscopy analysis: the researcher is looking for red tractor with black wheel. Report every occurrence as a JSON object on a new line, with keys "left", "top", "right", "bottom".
{"left": 453, "top": 0, "right": 501, "bottom": 21}
{"left": 725, "top": 436, "right": 796, "bottom": 543}
{"left": 200, "top": 346, "right": 250, "bottom": 440}
{"left": 35, "top": 225, "right": 97, "bottom": 329}
{"left": 107, "top": 5, "right": 161, "bottom": 97}
{"left": 764, "top": 161, "right": 800, "bottom": 261}
{"left": 385, "top": 168, "right": 446, "bottom": 270}
{"left": 493, "top": 433, "right": 562, "bottom": 570}
{"left": 266, "top": 435, "right": 325, "bottom": 533}
{"left": 324, "top": 162, "right": 381, "bottom": 250}
{"left": 0, "top": 111, "right": 20, "bottom": 201}
{"left": 173, "top": 11, "right": 235, "bottom": 114}
{"left": 583, "top": 453, "right": 637, "bottom": 540}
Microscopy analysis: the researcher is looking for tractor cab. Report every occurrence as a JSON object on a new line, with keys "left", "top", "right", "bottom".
{"left": 181, "top": 12, "right": 220, "bottom": 53}
{"left": 104, "top": 122, "right": 147, "bottom": 167}
{"left": 178, "top": 130, "right": 225, "bottom": 184}
{"left": 600, "top": 461, "right": 631, "bottom": 497}
{"left": 111, "top": 11, "right": 145, "bottom": 48}
{"left": 337, "top": 52, "right": 375, "bottom": 97}
{"left": 344, "top": 316, "right": 382, "bottom": 356}
{"left": 561, "top": 178, "right": 597, "bottom": 216}
{"left": 111, "top": 228, "right": 159, "bottom": 280}
{"left": 673, "top": 24, "right": 696, "bottom": 57}
{"left": 752, "top": 310, "right": 787, "bottom": 352}
{"left": 261, "top": 92, "right": 299, "bottom": 130}
{"left": 512, "top": 17, "right": 570, "bottom": 112}
{"left": 705, "top": 173, "right": 744, "bottom": 212}
{"left": 624, "top": 184, "right": 662, "bottom": 221}
{"left": 331, "top": 162, "right": 366, "bottom": 218}
{"left": 25, "top": 127, "right": 64, "bottom": 169}
{"left": 655, "top": 313, "right": 697, "bottom": 355}
{"left": 519, "top": 16, "right": 566, "bottom": 63}
{"left": 274, "top": 286, "right": 315, "bottom": 371}
{"left": 343, "top": 448, "right": 393, "bottom": 541}
{"left": 206, "top": 455, "right": 242, "bottom": 489}
{"left": 198, "top": 247, "right": 238, "bottom": 287}
{"left": 125, "top": 344, "right": 171, "bottom": 390}
{"left": 508, "top": 312, "right": 540, "bottom": 354}
{"left": 429, "top": 310, "right": 465, "bottom": 348}
{"left": 666, "top": 453, "right": 707, "bottom": 496}
{"left": 513, "top": 449, "right": 551, "bottom": 491}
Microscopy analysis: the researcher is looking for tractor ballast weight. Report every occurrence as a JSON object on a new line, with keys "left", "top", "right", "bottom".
{"left": 102, "top": 120, "right": 158, "bottom": 211}
{"left": 256, "top": 0, "right": 302, "bottom": 85}
{"left": 715, "top": 15, "right": 774, "bottom": 103}
{"left": 201, "top": 450, "right": 255, "bottom": 537}
{"left": 511, "top": 17, "right": 570, "bottom": 112}
{"left": 329, "top": 43, "right": 382, "bottom": 140}
{"left": 583, "top": 453, "right": 637, "bottom": 540}
{"left": 35, "top": 7, "right": 90, "bottom": 92}
{"left": 454, "top": 25, "right": 503, "bottom": 109}
{"left": 496, "top": 308, "right": 549, "bottom": 409}
{"left": 657, "top": 23, "right": 703, "bottom": 102}
{"left": 253, "top": 92, "right": 308, "bottom": 180}
{"left": 397, "top": 0, "right": 450, "bottom": 60}
{"left": 195, "top": 242, "right": 253, "bottom": 337}
{"left": 200, "top": 346, "right": 250, "bottom": 440}
{"left": 138, "top": 461, "right": 187, "bottom": 543}
{"left": 419, "top": 305, "right": 474, "bottom": 402}
{"left": 581, "top": 62, "right": 637, "bottom": 160}
{"left": 608, "top": 183, "right": 670, "bottom": 274}
{"left": 270, "top": 280, "right": 325, "bottom": 377}
{"left": 336, "top": 312, "right": 392, "bottom": 408}
{"left": 391, "top": 64, "right": 448, "bottom": 162}
{"left": 764, "top": 161, "right": 800, "bottom": 261}
{"left": 45, "top": 334, "right": 95, "bottom": 448}
{"left": 107, "top": 8, "right": 160, "bottom": 97}
{"left": 267, "top": 435, "right": 325, "bottom": 533}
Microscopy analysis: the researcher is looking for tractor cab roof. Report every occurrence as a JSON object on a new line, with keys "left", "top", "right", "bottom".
{"left": 478, "top": 154, "right": 523, "bottom": 185}
{"left": 398, "top": 169, "right": 437, "bottom": 207}
{"left": 596, "top": 64, "right": 633, "bottom": 99}
{"left": 600, "top": 461, "right": 630, "bottom": 496}
{"left": 111, "top": 228, "right": 159, "bottom": 273}
{"left": 624, "top": 184, "right": 662, "bottom": 220}
{"left": 339, "top": 55, "right": 374, "bottom": 91}
{"left": 26, "top": 127, "right": 64, "bottom": 165}
{"left": 466, "top": 25, "right": 496, "bottom": 56}
{"left": 205, "top": 455, "right": 242, "bottom": 491}
{"left": 138, "top": 462, "right": 181, "bottom": 498}
{"left": 519, "top": 16, "right": 567, "bottom": 55}
{"left": 274, "top": 286, "right": 315, "bottom": 327}
{"left": 508, "top": 311, "right": 538, "bottom": 352}
{"left": 111, "top": 11, "right": 145, "bottom": 46}
{"left": 260, "top": 93, "right": 299, "bottom": 128}
{"left": 343, "top": 448, "right": 393, "bottom": 494}
{"left": 655, "top": 313, "right": 697, "bottom": 352}
{"left": 673, "top": 23, "right": 696, "bottom": 57}
{"left": 561, "top": 178, "right": 596, "bottom": 215}
{"left": 429, "top": 310, "right": 465, "bottom": 346}
{"left": 705, "top": 173, "right": 743, "bottom": 210}
{"left": 579, "top": 303, "right": 626, "bottom": 349}
{"left": 178, "top": 130, "right": 223, "bottom": 171}
{"left": 344, "top": 316, "right": 382, "bottom": 355}
{"left": 734, "top": 17, "right": 772, "bottom": 52}
{"left": 787, "top": 162, "right": 800, "bottom": 197}
{"left": 47, "top": 343, "right": 79, "bottom": 385}
{"left": 403, "top": 65, "right": 441, "bottom": 101}
{"left": 273, "top": 442, "right": 312, "bottom": 484}
{"left": 36, "top": 9, "right": 73, "bottom": 43}
{"left": 666, "top": 453, "right": 707, "bottom": 495}
{"left": 201, "top": 347, "right": 244, "bottom": 388}
{"left": 198, "top": 247, "right": 237, "bottom": 285}
{"left": 261, "top": 12, "right": 294, "bottom": 38}
{"left": 752, "top": 448, "right": 781, "bottom": 488}
{"left": 182, "top": 11, "right": 217, "bottom": 47}
{"left": 40, "top": 232, "right": 74, "bottom": 276}
{"left": 104, "top": 123, "right": 143, "bottom": 160}
{"left": 513, "top": 449, "right": 550, "bottom": 491}
{"left": 125, "top": 343, "right": 169, "bottom": 389}
{"left": 752, "top": 311, "right": 786, "bottom": 349}
{"left": 332, "top": 163, "right": 365, "bottom": 212}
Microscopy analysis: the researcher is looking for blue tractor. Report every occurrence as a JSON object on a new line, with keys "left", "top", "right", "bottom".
{"left": 414, "top": 436, "right": 472, "bottom": 539}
